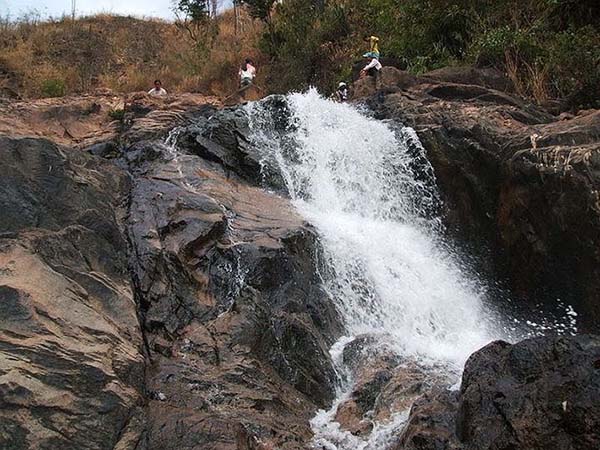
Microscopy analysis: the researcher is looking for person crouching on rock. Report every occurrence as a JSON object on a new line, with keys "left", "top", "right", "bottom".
{"left": 239, "top": 58, "right": 256, "bottom": 88}
{"left": 335, "top": 82, "right": 349, "bottom": 102}
{"left": 360, "top": 53, "right": 382, "bottom": 88}
{"left": 148, "top": 79, "right": 167, "bottom": 97}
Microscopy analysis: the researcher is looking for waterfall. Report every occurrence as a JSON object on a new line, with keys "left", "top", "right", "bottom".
{"left": 247, "top": 90, "right": 504, "bottom": 364}
{"left": 154, "top": 89, "right": 579, "bottom": 450}
{"left": 244, "top": 90, "right": 510, "bottom": 448}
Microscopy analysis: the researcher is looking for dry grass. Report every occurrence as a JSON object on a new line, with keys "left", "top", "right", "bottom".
{"left": 0, "top": 9, "right": 265, "bottom": 99}
{"left": 505, "top": 49, "right": 551, "bottom": 106}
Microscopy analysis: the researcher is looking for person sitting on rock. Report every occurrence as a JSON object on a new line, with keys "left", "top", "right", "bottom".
{"left": 335, "top": 82, "right": 349, "bottom": 102}
{"left": 364, "top": 35, "right": 380, "bottom": 59}
{"left": 360, "top": 54, "right": 382, "bottom": 79}
{"left": 239, "top": 58, "right": 257, "bottom": 88}
{"left": 148, "top": 79, "right": 167, "bottom": 97}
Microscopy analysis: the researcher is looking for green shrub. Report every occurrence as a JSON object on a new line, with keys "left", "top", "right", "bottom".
{"left": 40, "top": 78, "right": 66, "bottom": 97}
{"left": 547, "top": 26, "right": 600, "bottom": 107}
{"left": 108, "top": 108, "right": 125, "bottom": 121}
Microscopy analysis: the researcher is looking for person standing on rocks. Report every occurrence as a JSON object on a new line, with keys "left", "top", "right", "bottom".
{"left": 148, "top": 79, "right": 167, "bottom": 97}
{"left": 335, "top": 82, "right": 349, "bottom": 102}
{"left": 239, "top": 58, "right": 257, "bottom": 88}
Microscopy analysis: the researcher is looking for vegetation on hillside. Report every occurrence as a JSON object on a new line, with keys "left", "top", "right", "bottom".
{"left": 1, "top": 1, "right": 599, "bottom": 110}
{"left": 0, "top": 9, "right": 264, "bottom": 99}
{"left": 258, "top": 0, "right": 600, "bottom": 109}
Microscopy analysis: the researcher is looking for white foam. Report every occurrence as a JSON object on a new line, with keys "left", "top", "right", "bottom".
{"left": 248, "top": 90, "right": 500, "bottom": 367}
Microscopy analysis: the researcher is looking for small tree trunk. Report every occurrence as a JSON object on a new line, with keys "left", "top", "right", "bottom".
{"left": 233, "top": 1, "right": 239, "bottom": 35}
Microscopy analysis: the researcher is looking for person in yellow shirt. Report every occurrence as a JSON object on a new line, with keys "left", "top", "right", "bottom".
{"left": 364, "top": 35, "right": 380, "bottom": 59}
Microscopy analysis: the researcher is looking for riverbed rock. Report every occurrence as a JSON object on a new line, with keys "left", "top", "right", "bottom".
{"left": 175, "top": 96, "right": 294, "bottom": 190}
{"left": 394, "top": 389, "right": 461, "bottom": 450}
{"left": 0, "top": 98, "right": 344, "bottom": 450}
{"left": 458, "top": 335, "right": 600, "bottom": 449}
{"left": 334, "top": 336, "right": 449, "bottom": 437}
{"left": 394, "top": 335, "right": 600, "bottom": 450}
{"left": 0, "top": 136, "right": 146, "bottom": 449}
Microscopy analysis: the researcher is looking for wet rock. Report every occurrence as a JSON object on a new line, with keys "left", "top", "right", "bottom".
{"left": 334, "top": 337, "right": 448, "bottom": 437}
{"left": 394, "top": 389, "right": 461, "bottom": 450}
{"left": 334, "top": 356, "right": 394, "bottom": 436}
{"left": 85, "top": 140, "right": 119, "bottom": 158}
{"left": 341, "top": 334, "right": 378, "bottom": 367}
{"left": 173, "top": 97, "right": 297, "bottom": 194}
{"left": 177, "top": 108, "right": 264, "bottom": 184}
{"left": 176, "top": 100, "right": 294, "bottom": 187}
{"left": 0, "top": 136, "right": 145, "bottom": 449}
{"left": 394, "top": 335, "right": 600, "bottom": 450}
{"left": 457, "top": 335, "right": 600, "bottom": 449}
{"left": 124, "top": 131, "right": 343, "bottom": 448}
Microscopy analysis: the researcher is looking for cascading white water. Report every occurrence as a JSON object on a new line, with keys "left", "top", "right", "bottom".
{"left": 247, "top": 90, "right": 503, "bottom": 365}
{"left": 245, "top": 90, "right": 511, "bottom": 449}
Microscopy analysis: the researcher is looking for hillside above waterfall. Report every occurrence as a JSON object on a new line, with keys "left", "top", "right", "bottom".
{"left": 2, "top": 1, "right": 599, "bottom": 111}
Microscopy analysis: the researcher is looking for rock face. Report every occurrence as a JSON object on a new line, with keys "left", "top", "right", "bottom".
{"left": 394, "top": 335, "right": 600, "bottom": 450}
{"left": 360, "top": 66, "right": 600, "bottom": 331}
{"left": 397, "top": 389, "right": 461, "bottom": 450}
{"left": 0, "top": 92, "right": 221, "bottom": 148}
{"left": 0, "top": 99, "right": 343, "bottom": 450}
{"left": 3, "top": 83, "right": 600, "bottom": 450}
{"left": 124, "top": 109, "right": 342, "bottom": 449}
{"left": 332, "top": 336, "right": 449, "bottom": 438}
{"left": 0, "top": 136, "right": 146, "bottom": 449}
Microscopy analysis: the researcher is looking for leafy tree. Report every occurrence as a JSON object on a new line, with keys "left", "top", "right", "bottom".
{"left": 173, "top": 0, "right": 212, "bottom": 42}
{"left": 238, "top": 0, "right": 277, "bottom": 23}
{"left": 176, "top": 0, "right": 210, "bottom": 22}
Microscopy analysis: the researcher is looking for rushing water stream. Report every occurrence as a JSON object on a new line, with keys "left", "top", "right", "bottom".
{"left": 247, "top": 91, "right": 504, "bottom": 362}
{"left": 243, "top": 90, "right": 515, "bottom": 448}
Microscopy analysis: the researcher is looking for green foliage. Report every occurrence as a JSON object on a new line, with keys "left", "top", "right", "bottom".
{"left": 240, "top": 0, "right": 277, "bottom": 22}
{"left": 173, "top": 0, "right": 217, "bottom": 44}
{"left": 108, "top": 108, "right": 125, "bottom": 121}
{"left": 40, "top": 78, "right": 66, "bottom": 97}
{"left": 175, "top": 0, "right": 210, "bottom": 22}
{"left": 471, "top": 27, "right": 543, "bottom": 68}
{"left": 260, "top": 0, "right": 600, "bottom": 108}
{"left": 259, "top": 0, "right": 353, "bottom": 93}
{"left": 547, "top": 26, "right": 600, "bottom": 107}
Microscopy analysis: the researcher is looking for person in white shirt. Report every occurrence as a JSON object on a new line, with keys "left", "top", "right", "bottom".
{"left": 335, "top": 82, "right": 349, "bottom": 102}
{"left": 148, "top": 79, "right": 167, "bottom": 97}
{"left": 360, "top": 53, "right": 382, "bottom": 78}
{"left": 239, "top": 58, "right": 257, "bottom": 88}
